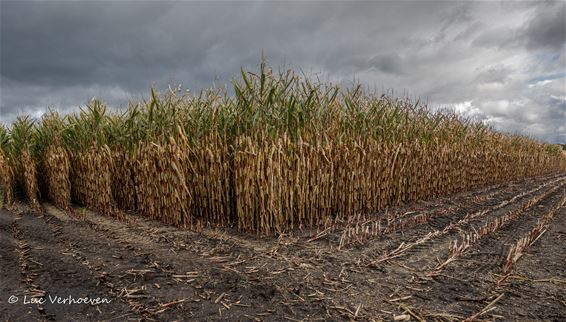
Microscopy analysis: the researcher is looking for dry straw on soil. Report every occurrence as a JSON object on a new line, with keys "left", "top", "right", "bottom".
{"left": 0, "top": 64, "right": 565, "bottom": 233}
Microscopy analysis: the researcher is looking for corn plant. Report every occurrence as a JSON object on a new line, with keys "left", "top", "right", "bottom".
{"left": 1, "top": 62, "right": 565, "bottom": 233}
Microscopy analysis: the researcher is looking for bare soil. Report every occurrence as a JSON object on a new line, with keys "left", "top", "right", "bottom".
{"left": 1, "top": 172, "right": 565, "bottom": 321}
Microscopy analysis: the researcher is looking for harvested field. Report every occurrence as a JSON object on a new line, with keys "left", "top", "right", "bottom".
{"left": 1, "top": 172, "right": 565, "bottom": 321}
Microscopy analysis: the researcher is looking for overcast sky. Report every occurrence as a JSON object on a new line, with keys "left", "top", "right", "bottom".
{"left": 1, "top": 1, "right": 565, "bottom": 143}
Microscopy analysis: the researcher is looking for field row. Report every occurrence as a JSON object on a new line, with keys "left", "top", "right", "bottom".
{"left": 1, "top": 172, "right": 564, "bottom": 320}
{"left": 1, "top": 66, "right": 565, "bottom": 233}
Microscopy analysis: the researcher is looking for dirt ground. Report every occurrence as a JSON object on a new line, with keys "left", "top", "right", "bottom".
{"left": 1, "top": 172, "right": 565, "bottom": 321}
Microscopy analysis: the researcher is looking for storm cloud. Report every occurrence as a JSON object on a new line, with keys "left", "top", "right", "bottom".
{"left": 1, "top": 1, "right": 565, "bottom": 143}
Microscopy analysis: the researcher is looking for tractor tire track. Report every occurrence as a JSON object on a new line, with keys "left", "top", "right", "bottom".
{"left": 13, "top": 209, "right": 134, "bottom": 321}
{"left": 0, "top": 209, "right": 44, "bottom": 321}
{"left": 43, "top": 206, "right": 333, "bottom": 321}
{"left": 363, "top": 175, "right": 566, "bottom": 271}
{"left": 483, "top": 204, "right": 566, "bottom": 320}
{"left": 403, "top": 185, "right": 566, "bottom": 319}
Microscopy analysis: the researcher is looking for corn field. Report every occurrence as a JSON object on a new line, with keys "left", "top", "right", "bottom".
{"left": 0, "top": 64, "right": 565, "bottom": 233}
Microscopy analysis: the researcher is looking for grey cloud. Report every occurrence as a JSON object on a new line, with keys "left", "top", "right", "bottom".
{"left": 471, "top": 2, "right": 565, "bottom": 52}
{"left": 433, "top": 3, "right": 473, "bottom": 43}
{"left": 475, "top": 65, "right": 513, "bottom": 84}
{"left": 519, "top": 2, "right": 566, "bottom": 50}
{"left": 471, "top": 26, "right": 516, "bottom": 49}
{"left": 368, "top": 54, "right": 405, "bottom": 75}
{"left": 1, "top": 2, "right": 176, "bottom": 88}
{"left": 1, "top": 1, "right": 565, "bottom": 143}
